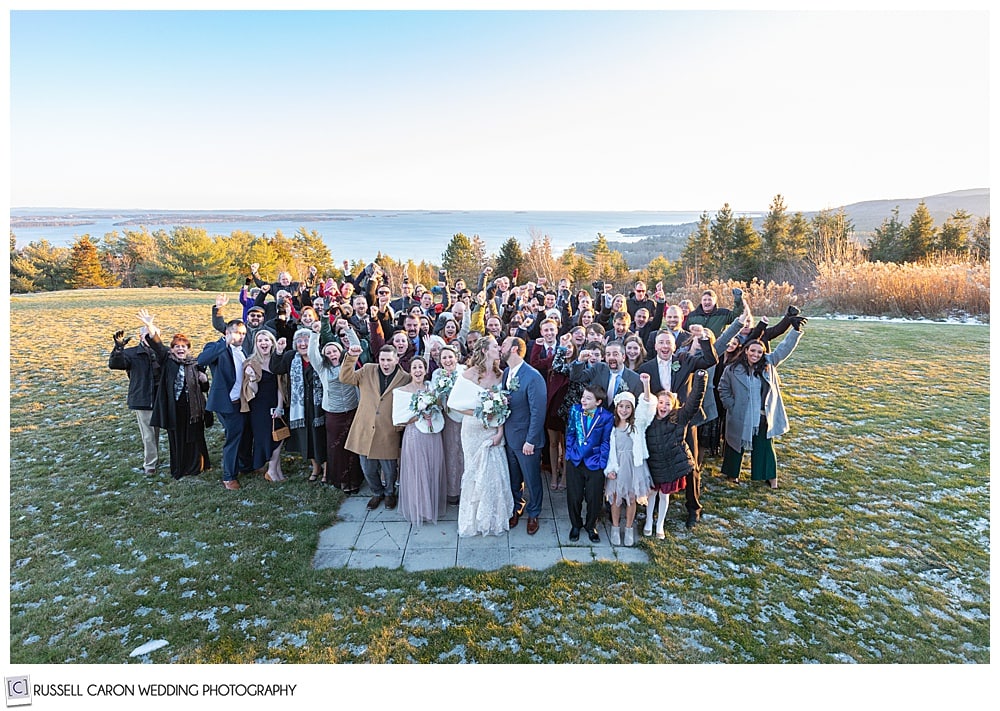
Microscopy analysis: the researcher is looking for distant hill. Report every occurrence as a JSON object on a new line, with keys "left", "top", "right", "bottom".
{"left": 573, "top": 188, "right": 990, "bottom": 268}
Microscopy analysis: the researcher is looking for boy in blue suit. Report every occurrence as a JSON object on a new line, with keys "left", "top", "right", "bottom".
{"left": 565, "top": 383, "right": 615, "bottom": 542}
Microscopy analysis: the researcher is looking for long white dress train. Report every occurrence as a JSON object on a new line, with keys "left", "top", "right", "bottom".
{"left": 448, "top": 377, "right": 513, "bottom": 537}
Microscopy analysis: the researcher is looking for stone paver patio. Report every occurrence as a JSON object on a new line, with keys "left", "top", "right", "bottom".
{"left": 313, "top": 487, "right": 649, "bottom": 571}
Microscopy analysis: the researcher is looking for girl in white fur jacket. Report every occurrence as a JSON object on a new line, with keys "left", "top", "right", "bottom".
{"left": 604, "top": 373, "right": 656, "bottom": 546}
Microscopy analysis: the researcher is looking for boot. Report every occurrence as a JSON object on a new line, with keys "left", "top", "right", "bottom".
{"left": 610, "top": 526, "right": 621, "bottom": 546}
{"left": 623, "top": 526, "right": 634, "bottom": 547}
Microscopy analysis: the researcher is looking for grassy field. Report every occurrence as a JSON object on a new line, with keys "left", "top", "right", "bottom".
{"left": 7, "top": 289, "right": 990, "bottom": 663}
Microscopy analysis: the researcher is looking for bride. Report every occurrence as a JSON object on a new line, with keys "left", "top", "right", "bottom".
{"left": 447, "top": 336, "right": 513, "bottom": 537}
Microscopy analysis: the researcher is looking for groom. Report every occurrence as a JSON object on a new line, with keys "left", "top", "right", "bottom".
{"left": 499, "top": 336, "right": 547, "bottom": 535}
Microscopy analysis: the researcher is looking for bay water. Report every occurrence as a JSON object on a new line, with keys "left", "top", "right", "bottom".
{"left": 9, "top": 209, "right": 704, "bottom": 263}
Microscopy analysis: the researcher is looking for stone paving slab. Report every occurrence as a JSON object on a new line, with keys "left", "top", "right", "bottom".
{"left": 314, "top": 485, "right": 649, "bottom": 571}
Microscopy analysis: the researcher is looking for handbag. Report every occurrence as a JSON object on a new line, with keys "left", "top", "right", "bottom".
{"left": 272, "top": 416, "right": 291, "bottom": 442}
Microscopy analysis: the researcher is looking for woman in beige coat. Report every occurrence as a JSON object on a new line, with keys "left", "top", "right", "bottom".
{"left": 339, "top": 343, "right": 412, "bottom": 510}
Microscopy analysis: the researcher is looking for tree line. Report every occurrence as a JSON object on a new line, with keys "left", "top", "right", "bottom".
{"left": 9, "top": 196, "right": 990, "bottom": 295}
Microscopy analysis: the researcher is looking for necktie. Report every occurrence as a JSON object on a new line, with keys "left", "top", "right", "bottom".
{"left": 546, "top": 346, "right": 552, "bottom": 359}
{"left": 611, "top": 372, "right": 620, "bottom": 397}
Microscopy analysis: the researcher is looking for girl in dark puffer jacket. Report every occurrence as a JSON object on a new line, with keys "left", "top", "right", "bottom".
{"left": 643, "top": 370, "right": 708, "bottom": 538}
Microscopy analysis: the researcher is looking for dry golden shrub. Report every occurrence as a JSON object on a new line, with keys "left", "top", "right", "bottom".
{"left": 812, "top": 260, "right": 990, "bottom": 320}
{"left": 664, "top": 278, "right": 801, "bottom": 317}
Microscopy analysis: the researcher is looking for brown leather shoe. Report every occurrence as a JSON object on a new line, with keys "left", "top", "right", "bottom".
{"left": 526, "top": 517, "right": 539, "bottom": 535}
{"left": 366, "top": 495, "right": 384, "bottom": 510}
{"left": 508, "top": 512, "right": 520, "bottom": 528}
{"left": 384, "top": 494, "right": 398, "bottom": 510}
{"left": 223, "top": 480, "right": 240, "bottom": 490}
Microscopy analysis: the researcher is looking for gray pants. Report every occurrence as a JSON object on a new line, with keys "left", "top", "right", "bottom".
{"left": 135, "top": 409, "right": 160, "bottom": 473}
{"left": 359, "top": 455, "right": 399, "bottom": 497}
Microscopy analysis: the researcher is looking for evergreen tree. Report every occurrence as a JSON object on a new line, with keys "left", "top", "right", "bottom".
{"left": 785, "top": 211, "right": 810, "bottom": 265}
{"left": 970, "top": 215, "right": 990, "bottom": 261}
{"left": 292, "top": 227, "right": 336, "bottom": 277}
{"left": 866, "top": 207, "right": 906, "bottom": 263}
{"left": 680, "top": 212, "right": 714, "bottom": 284}
{"left": 441, "top": 233, "right": 483, "bottom": 285}
{"left": 494, "top": 236, "right": 525, "bottom": 281}
{"left": 151, "top": 227, "right": 235, "bottom": 290}
{"left": 710, "top": 204, "right": 736, "bottom": 279}
{"left": 902, "top": 201, "right": 936, "bottom": 262}
{"left": 10, "top": 234, "right": 41, "bottom": 293}
{"left": 18, "top": 238, "right": 71, "bottom": 291}
{"left": 100, "top": 228, "right": 159, "bottom": 287}
{"left": 67, "top": 235, "right": 117, "bottom": 288}
{"left": 759, "top": 194, "right": 789, "bottom": 278}
{"left": 934, "top": 209, "right": 972, "bottom": 254}
{"left": 643, "top": 255, "right": 682, "bottom": 290}
{"left": 730, "top": 215, "right": 762, "bottom": 281}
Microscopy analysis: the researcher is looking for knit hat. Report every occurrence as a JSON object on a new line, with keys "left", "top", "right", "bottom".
{"left": 613, "top": 391, "right": 636, "bottom": 408}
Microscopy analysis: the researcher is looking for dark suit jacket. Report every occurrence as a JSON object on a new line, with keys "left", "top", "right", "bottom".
{"left": 638, "top": 337, "right": 718, "bottom": 413}
{"left": 502, "top": 362, "right": 546, "bottom": 449}
{"left": 566, "top": 361, "right": 642, "bottom": 411}
{"left": 197, "top": 337, "right": 240, "bottom": 414}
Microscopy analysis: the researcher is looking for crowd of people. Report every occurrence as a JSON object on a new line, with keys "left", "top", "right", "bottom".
{"left": 109, "top": 260, "right": 806, "bottom": 545}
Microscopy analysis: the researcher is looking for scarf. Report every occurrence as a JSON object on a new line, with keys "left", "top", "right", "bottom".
{"left": 169, "top": 352, "right": 206, "bottom": 424}
{"left": 289, "top": 355, "right": 324, "bottom": 429}
{"left": 740, "top": 366, "right": 764, "bottom": 451}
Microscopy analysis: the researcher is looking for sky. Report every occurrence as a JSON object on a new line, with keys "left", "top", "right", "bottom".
{"left": 4, "top": 4, "right": 993, "bottom": 214}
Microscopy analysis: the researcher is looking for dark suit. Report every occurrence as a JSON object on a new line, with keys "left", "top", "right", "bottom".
{"left": 566, "top": 361, "right": 642, "bottom": 412}
{"left": 502, "top": 361, "right": 547, "bottom": 519}
{"left": 198, "top": 337, "right": 247, "bottom": 482}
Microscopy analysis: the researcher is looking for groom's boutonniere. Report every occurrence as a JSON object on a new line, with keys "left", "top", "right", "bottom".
{"left": 670, "top": 361, "right": 681, "bottom": 372}
{"left": 507, "top": 374, "right": 520, "bottom": 393}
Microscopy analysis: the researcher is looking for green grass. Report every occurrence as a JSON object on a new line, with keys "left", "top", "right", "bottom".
{"left": 8, "top": 289, "right": 990, "bottom": 663}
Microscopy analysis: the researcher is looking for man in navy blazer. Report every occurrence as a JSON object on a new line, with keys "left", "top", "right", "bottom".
{"left": 499, "top": 336, "right": 547, "bottom": 535}
{"left": 197, "top": 319, "right": 248, "bottom": 490}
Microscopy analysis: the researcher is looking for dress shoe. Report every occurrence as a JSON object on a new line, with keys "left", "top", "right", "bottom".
{"left": 384, "top": 494, "right": 398, "bottom": 510}
{"left": 623, "top": 527, "right": 635, "bottom": 547}
{"left": 569, "top": 527, "right": 580, "bottom": 542}
{"left": 686, "top": 512, "right": 700, "bottom": 529}
{"left": 526, "top": 517, "right": 539, "bottom": 535}
{"left": 509, "top": 512, "right": 520, "bottom": 528}
{"left": 223, "top": 480, "right": 240, "bottom": 490}
{"left": 767, "top": 479, "right": 779, "bottom": 489}
{"left": 588, "top": 529, "right": 600, "bottom": 543}
{"left": 366, "top": 494, "right": 384, "bottom": 510}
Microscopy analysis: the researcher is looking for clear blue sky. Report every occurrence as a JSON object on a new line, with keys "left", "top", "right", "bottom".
{"left": 7, "top": 7, "right": 991, "bottom": 212}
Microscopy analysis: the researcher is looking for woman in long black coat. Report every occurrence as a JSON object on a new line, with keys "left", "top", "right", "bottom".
{"left": 273, "top": 329, "right": 327, "bottom": 481}
{"left": 147, "top": 324, "right": 212, "bottom": 480}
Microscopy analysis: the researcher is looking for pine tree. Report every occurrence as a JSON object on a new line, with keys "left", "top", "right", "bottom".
{"left": 19, "top": 238, "right": 71, "bottom": 291}
{"left": 866, "top": 207, "right": 906, "bottom": 263}
{"left": 151, "top": 227, "right": 235, "bottom": 290}
{"left": 710, "top": 204, "right": 736, "bottom": 279}
{"left": 900, "top": 201, "right": 936, "bottom": 262}
{"left": 67, "top": 235, "right": 117, "bottom": 288}
{"left": 934, "top": 209, "right": 972, "bottom": 254}
{"left": 292, "top": 227, "right": 335, "bottom": 277}
{"left": 730, "top": 215, "right": 762, "bottom": 281}
{"left": 759, "top": 194, "right": 789, "bottom": 278}
{"left": 680, "top": 212, "right": 714, "bottom": 284}
{"left": 494, "top": 237, "right": 525, "bottom": 281}
{"left": 970, "top": 215, "right": 990, "bottom": 261}
{"left": 441, "top": 233, "right": 482, "bottom": 285}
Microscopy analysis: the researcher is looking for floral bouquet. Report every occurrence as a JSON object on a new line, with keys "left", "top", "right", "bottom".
{"left": 475, "top": 384, "right": 511, "bottom": 428}
{"left": 410, "top": 388, "right": 445, "bottom": 434}
{"left": 433, "top": 369, "right": 458, "bottom": 404}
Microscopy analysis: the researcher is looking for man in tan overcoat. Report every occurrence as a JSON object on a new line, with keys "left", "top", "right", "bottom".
{"left": 340, "top": 343, "right": 411, "bottom": 510}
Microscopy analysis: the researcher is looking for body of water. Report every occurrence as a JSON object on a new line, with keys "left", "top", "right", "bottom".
{"left": 10, "top": 209, "right": 704, "bottom": 262}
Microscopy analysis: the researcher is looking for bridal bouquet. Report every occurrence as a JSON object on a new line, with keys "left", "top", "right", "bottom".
{"left": 475, "top": 384, "right": 511, "bottom": 428}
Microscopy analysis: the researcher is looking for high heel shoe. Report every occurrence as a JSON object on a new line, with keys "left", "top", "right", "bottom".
{"left": 264, "top": 471, "right": 280, "bottom": 483}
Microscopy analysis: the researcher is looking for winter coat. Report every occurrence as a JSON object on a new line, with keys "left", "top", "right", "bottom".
{"left": 644, "top": 370, "right": 707, "bottom": 486}
{"left": 685, "top": 301, "right": 743, "bottom": 338}
{"left": 338, "top": 352, "right": 411, "bottom": 459}
{"left": 718, "top": 329, "right": 801, "bottom": 452}
{"left": 108, "top": 339, "right": 160, "bottom": 410}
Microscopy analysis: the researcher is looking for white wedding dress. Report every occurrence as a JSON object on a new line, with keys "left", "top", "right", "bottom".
{"left": 448, "top": 376, "right": 513, "bottom": 537}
